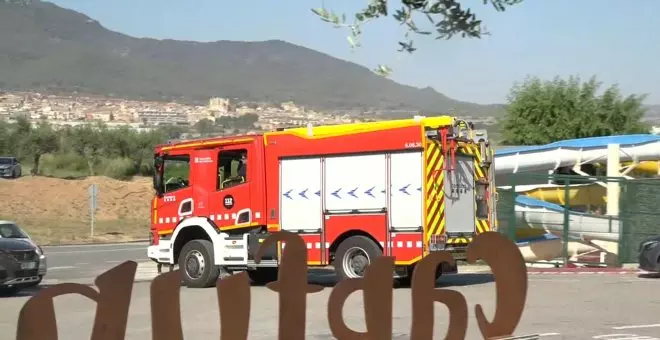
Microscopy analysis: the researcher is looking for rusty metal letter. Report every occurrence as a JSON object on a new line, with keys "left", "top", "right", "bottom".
{"left": 327, "top": 256, "right": 394, "bottom": 340}
{"left": 467, "top": 231, "right": 528, "bottom": 339}
{"left": 150, "top": 270, "right": 184, "bottom": 340}
{"left": 255, "top": 231, "right": 324, "bottom": 340}
{"left": 217, "top": 271, "right": 251, "bottom": 340}
{"left": 16, "top": 261, "right": 137, "bottom": 340}
{"left": 410, "top": 252, "right": 468, "bottom": 340}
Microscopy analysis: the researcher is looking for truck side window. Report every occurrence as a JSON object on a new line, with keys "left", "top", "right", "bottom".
{"left": 217, "top": 148, "right": 248, "bottom": 190}
{"left": 163, "top": 155, "right": 190, "bottom": 193}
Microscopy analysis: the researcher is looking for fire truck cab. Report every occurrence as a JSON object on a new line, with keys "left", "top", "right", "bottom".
{"left": 148, "top": 116, "right": 496, "bottom": 288}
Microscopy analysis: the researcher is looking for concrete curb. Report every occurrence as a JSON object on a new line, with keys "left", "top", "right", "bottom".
{"left": 458, "top": 265, "right": 655, "bottom": 275}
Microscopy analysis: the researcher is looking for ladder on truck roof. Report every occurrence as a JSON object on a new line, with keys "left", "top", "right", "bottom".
{"left": 267, "top": 116, "right": 457, "bottom": 139}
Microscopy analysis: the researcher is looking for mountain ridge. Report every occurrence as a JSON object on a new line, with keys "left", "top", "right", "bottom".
{"left": 0, "top": 0, "right": 506, "bottom": 116}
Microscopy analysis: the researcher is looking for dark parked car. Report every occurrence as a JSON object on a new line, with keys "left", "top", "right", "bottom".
{"left": 0, "top": 157, "right": 21, "bottom": 178}
{"left": 0, "top": 221, "right": 47, "bottom": 294}
{"left": 638, "top": 235, "right": 660, "bottom": 273}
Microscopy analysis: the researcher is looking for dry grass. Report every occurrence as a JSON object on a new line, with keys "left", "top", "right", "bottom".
{"left": 0, "top": 176, "right": 153, "bottom": 245}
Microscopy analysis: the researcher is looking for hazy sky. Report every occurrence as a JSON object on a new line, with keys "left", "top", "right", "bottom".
{"left": 48, "top": 0, "right": 660, "bottom": 105}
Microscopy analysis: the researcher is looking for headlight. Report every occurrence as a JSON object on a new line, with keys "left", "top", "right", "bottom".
{"left": 35, "top": 246, "right": 43, "bottom": 255}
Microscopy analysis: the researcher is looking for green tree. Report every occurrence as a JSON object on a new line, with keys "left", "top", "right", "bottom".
{"left": 11, "top": 116, "right": 33, "bottom": 160}
{"left": 500, "top": 75, "right": 650, "bottom": 145}
{"left": 313, "top": 0, "right": 523, "bottom": 76}
{"left": 69, "top": 124, "right": 107, "bottom": 175}
{"left": 0, "top": 120, "right": 12, "bottom": 155}
{"left": 24, "top": 121, "right": 59, "bottom": 175}
{"left": 193, "top": 118, "right": 216, "bottom": 135}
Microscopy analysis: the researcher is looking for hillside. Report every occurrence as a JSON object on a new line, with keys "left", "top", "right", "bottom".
{"left": 0, "top": 1, "right": 505, "bottom": 116}
{"left": 645, "top": 105, "right": 660, "bottom": 117}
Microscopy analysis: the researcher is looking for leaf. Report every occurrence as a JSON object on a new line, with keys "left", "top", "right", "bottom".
{"left": 310, "top": 8, "right": 326, "bottom": 17}
{"left": 373, "top": 64, "right": 393, "bottom": 77}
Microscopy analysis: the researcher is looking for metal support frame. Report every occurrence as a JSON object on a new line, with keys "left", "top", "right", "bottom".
{"left": 606, "top": 144, "right": 621, "bottom": 216}
{"left": 156, "top": 263, "right": 175, "bottom": 274}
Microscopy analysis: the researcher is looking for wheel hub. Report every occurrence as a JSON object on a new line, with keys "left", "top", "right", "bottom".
{"left": 342, "top": 247, "right": 370, "bottom": 278}
{"left": 184, "top": 250, "right": 205, "bottom": 279}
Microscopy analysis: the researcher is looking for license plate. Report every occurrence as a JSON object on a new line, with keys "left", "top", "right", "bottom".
{"left": 21, "top": 262, "right": 36, "bottom": 270}
{"left": 429, "top": 243, "right": 445, "bottom": 251}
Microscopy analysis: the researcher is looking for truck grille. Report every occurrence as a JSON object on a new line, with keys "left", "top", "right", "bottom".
{"left": 14, "top": 269, "right": 38, "bottom": 277}
{"left": 0, "top": 268, "right": 38, "bottom": 280}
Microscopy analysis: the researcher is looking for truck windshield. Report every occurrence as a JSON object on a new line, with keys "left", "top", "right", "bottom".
{"left": 0, "top": 223, "right": 29, "bottom": 239}
{"left": 0, "top": 158, "right": 12, "bottom": 164}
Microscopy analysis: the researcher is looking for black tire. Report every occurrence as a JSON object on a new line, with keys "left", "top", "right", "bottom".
{"left": 178, "top": 239, "right": 221, "bottom": 288}
{"left": 247, "top": 267, "right": 279, "bottom": 285}
{"left": 397, "top": 263, "right": 443, "bottom": 286}
{"left": 0, "top": 285, "right": 22, "bottom": 296}
{"left": 334, "top": 235, "right": 382, "bottom": 280}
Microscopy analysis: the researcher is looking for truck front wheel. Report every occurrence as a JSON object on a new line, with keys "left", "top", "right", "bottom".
{"left": 334, "top": 235, "right": 382, "bottom": 280}
{"left": 178, "top": 239, "right": 221, "bottom": 288}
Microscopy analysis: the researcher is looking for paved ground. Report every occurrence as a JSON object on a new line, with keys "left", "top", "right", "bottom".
{"left": 40, "top": 242, "right": 151, "bottom": 284}
{"left": 2, "top": 270, "right": 660, "bottom": 339}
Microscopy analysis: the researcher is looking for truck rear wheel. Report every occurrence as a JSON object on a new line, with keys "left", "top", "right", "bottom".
{"left": 397, "top": 263, "right": 443, "bottom": 286}
{"left": 178, "top": 239, "right": 221, "bottom": 288}
{"left": 335, "top": 235, "right": 382, "bottom": 280}
{"left": 247, "top": 268, "right": 278, "bottom": 285}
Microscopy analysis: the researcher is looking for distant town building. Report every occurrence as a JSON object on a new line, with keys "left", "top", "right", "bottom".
{"left": 138, "top": 111, "right": 188, "bottom": 126}
{"left": 209, "top": 97, "right": 233, "bottom": 113}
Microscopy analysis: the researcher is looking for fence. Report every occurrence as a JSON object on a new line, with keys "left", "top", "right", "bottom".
{"left": 496, "top": 173, "right": 660, "bottom": 267}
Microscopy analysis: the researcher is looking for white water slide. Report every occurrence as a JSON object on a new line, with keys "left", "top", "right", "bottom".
{"left": 494, "top": 134, "right": 660, "bottom": 244}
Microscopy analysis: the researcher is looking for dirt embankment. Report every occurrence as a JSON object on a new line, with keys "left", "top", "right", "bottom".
{"left": 0, "top": 176, "right": 155, "bottom": 244}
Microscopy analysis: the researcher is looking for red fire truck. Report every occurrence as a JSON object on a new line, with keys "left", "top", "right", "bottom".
{"left": 147, "top": 116, "right": 497, "bottom": 288}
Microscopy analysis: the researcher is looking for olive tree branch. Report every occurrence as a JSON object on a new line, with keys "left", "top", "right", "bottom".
{"left": 312, "top": 0, "right": 523, "bottom": 76}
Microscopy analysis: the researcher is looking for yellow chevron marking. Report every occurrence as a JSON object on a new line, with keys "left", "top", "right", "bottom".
{"left": 424, "top": 140, "right": 445, "bottom": 243}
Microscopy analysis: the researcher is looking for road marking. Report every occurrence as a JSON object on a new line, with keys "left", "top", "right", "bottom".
{"left": 528, "top": 278, "right": 581, "bottom": 282}
{"left": 46, "top": 247, "right": 147, "bottom": 255}
{"left": 48, "top": 266, "right": 77, "bottom": 270}
{"left": 613, "top": 325, "right": 660, "bottom": 330}
{"left": 75, "top": 262, "right": 89, "bottom": 265}
{"left": 594, "top": 334, "right": 660, "bottom": 339}
{"left": 497, "top": 333, "right": 561, "bottom": 339}
{"left": 134, "top": 261, "right": 162, "bottom": 281}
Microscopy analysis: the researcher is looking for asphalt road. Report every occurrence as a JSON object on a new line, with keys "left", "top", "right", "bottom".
{"left": 2, "top": 272, "right": 660, "bottom": 339}
{"left": 40, "top": 242, "right": 150, "bottom": 284}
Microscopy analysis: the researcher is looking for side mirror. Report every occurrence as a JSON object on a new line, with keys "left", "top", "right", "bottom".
{"left": 153, "top": 156, "right": 164, "bottom": 196}
{"left": 153, "top": 172, "right": 163, "bottom": 197}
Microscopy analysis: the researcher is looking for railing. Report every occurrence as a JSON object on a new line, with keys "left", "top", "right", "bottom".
{"left": 496, "top": 173, "right": 660, "bottom": 266}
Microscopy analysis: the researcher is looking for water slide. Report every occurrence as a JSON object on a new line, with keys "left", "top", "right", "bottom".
{"left": 495, "top": 134, "right": 660, "bottom": 175}
{"left": 506, "top": 183, "right": 607, "bottom": 206}
{"left": 494, "top": 135, "right": 660, "bottom": 262}
{"left": 504, "top": 162, "right": 658, "bottom": 207}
